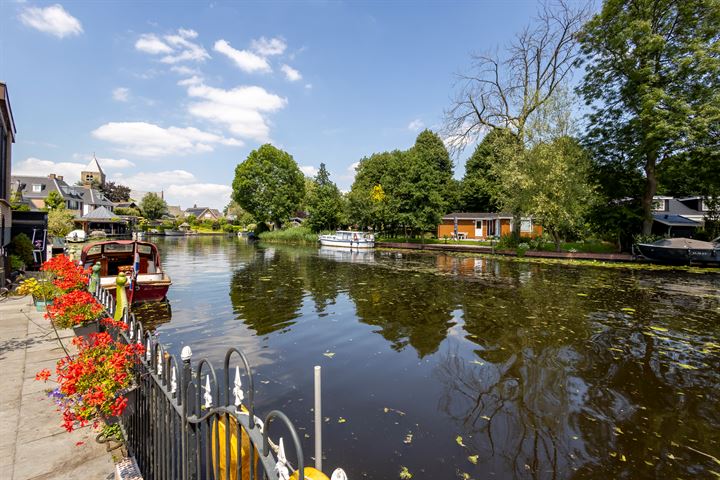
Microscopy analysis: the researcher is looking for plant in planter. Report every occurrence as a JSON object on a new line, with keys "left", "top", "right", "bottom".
{"left": 16, "top": 277, "right": 63, "bottom": 311}
{"left": 36, "top": 332, "right": 145, "bottom": 440}
{"left": 46, "top": 290, "right": 103, "bottom": 332}
{"left": 41, "top": 254, "right": 89, "bottom": 292}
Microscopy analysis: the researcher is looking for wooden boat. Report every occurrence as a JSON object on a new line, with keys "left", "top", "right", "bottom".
{"left": 80, "top": 240, "right": 172, "bottom": 303}
{"left": 634, "top": 237, "right": 720, "bottom": 265}
{"left": 319, "top": 230, "right": 375, "bottom": 249}
{"left": 164, "top": 229, "right": 185, "bottom": 237}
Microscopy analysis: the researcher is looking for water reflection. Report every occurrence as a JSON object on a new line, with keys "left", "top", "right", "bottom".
{"left": 142, "top": 237, "right": 720, "bottom": 479}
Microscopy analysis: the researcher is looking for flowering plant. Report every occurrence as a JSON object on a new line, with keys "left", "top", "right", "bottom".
{"left": 41, "top": 254, "right": 89, "bottom": 292}
{"left": 37, "top": 332, "right": 145, "bottom": 436}
{"left": 16, "top": 277, "right": 62, "bottom": 300}
{"left": 46, "top": 290, "right": 103, "bottom": 328}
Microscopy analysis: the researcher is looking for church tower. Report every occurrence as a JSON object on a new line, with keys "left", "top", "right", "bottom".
{"left": 81, "top": 154, "right": 106, "bottom": 186}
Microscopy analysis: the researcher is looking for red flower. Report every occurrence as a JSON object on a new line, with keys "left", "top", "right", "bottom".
{"left": 41, "top": 255, "right": 89, "bottom": 292}
{"left": 46, "top": 290, "right": 102, "bottom": 329}
{"left": 35, "top": 369, "right": 52, "bottom": 382}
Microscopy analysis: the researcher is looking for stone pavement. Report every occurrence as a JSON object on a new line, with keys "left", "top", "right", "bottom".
{"left": 0, "top": 295, "right": 115, "bottom": 480}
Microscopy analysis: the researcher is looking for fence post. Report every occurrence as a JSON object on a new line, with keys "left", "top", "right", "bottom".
{"left": 114, "top": 272, "right": 128, "bottom": 321}
{"left": 88, "top": 262, "right": 100, "bottom": 293}
{"left": 181, "top": 346, "right": 194, "bottom": 480}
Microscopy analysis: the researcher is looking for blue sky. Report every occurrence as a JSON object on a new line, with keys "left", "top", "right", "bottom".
{"left": 1, "top": 1, "right": 545, "bottom": 209}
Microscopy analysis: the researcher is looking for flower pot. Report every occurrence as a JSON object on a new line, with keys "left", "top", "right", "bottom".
{"left": 73, "top": 321, "right": 100, "bottom": 338}
{"left": 33, "top": 298, "right": 53, "bottom": 312}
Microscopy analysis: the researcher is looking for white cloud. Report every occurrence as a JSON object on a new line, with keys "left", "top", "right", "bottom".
{"left": 407, "top": 119, "right": 425, "bottom": 131}
{"left": 19, "top": 4, "right": 82, "bottom": 38}
{"left": 166, "top": 183, "right": 232, "bottom": 210}
{"left": 214, "top": 39, "right": 270, "bottom": 73}
{"left": 162, "top": 29, "right": 210, "bottom": 63}
{"left": 91, "top": 121, "right": 242, "bottom": 157}
{"left": 280, "top": 64, "right": 302, "bottom": 82}
{"left": 300, "top": 165, "right": 317, "bottom": 177}
{"left": 250, "top": 36, "right": 286, "bottom": 56}
{"left": 185, "top": 82, "right": 287, "bottom": 141}
{"left": 305, "top": 83, "right": 313, "bottom": 90}
{"left": 13, "top": 157, "right": 86, "bottom": 181}
{"left": 113, "top": 169, "right": 231, "bottom": 209}
{"left": 14, "top": 155, "right": 135, "bottom": 182}
{"left": 73, "top": 154, "right": 135, "bottom": 169}
{"left": 170, "top": 65, "right": 200, "bottom": 76}
{"left": 135, "top": 33, "right": 172, "bottom": 54}
{"left": 112, "top": 87, "right": 130, "bottom": 102}
{"left": 135, "top": 29, "right": 209, "bottom": 64}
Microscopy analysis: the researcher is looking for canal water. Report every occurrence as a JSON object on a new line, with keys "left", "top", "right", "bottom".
{"left": 139, "top": 236, "right": 720, "bottom": 479}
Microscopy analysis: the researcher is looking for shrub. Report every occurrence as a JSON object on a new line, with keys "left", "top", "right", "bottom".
{"left": 10, "top": 233, "right": 34, "bottom": 266}
{"left": 16, "top": 277, "right": 62, "bottom": 300}
{"left": 496, "top": 234, "right": 518, "bottom": 249}
{"left": 258, "top": 226, "right": 318, "bottom": 244}
{"left": 9, "top": 254, "right": 25, "bottom": 271}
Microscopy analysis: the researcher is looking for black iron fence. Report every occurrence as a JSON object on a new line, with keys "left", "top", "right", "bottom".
{"left": 92, "top": 283, "right": 343, "bottom": 480}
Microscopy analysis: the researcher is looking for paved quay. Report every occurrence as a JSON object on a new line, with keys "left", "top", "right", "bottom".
{"left": 0, "top": 295, "right": 115, "bottom": 480}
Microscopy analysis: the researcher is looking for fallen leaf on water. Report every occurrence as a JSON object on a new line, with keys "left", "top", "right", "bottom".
{"left": 456, "top": 435, "right": 466, "bottom": 447}
{"left": 480, "top": 415, "right": 491, "bottom": 421}
{"left": 323, "top": 352, "right": 335, "bottom": 358}
{"left": 677, "top": 363, "right": 697, "bottom": 370}
{"left": 621, "top": 307, "right": 636, "bottom": 313}
{"left": 614, "top": 427, "right": 624, "bottom": 434}
{"left": 459, "top": 474, "right": 471, "bottom": 480}
{"left": 470, "top": 360, "right": 485, "bottom": 366}
{"left": 404, "top": 433, "right": 413, "bottom": 444}
{"left": 468, "top": 455, "right": 478, "bottom": 464}
{"left": 577, "top": 293, "right": 588, "bottom": 297}
{"left": 338, "top": 417, "right": 347, "bottom": 423}
{"left": 399, "top": 466, "right": 412, "bottom": 479}
{"left": 620, "top": 454, "right": 627, "bottom": 462}
{"left": 650, "top": 326, "right": 668, "bottom": 332}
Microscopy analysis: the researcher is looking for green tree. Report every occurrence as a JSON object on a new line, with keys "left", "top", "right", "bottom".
{"left": 45, "top": 191, "right": 65, "bottom": 210}
{"left": 232, "top": 144, "right": 305, "bottom": 229}
{"left": 307, "top": 163, "right": 345, "bottom": 232}
{"left": 412, "top": 129, "right": 453, "bottom": 177}
{"left": 48, "top": 209, "right": 76, "bottom": 237}
{"left": 579, "top": 0, "right": 720, "bottom": 234}
{"left": 99, "top": 181, "right": 131, "bottom": 203}
{"left": 114, "top": 207, "right": 141, "bottom": 216}
{"left": 459, "top": 129, "right": 512, "bottom": 212}
{"left": 140, "top": 193, "right": 168, "bottom": 220}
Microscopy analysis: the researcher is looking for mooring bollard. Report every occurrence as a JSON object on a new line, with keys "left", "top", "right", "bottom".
{"left": 314, "top": 365, "right": 322, "bottom": 472}
{"left": 114, "top": 272, "right": 128, "bottom": 322}
{"left": 89, "top": 262, "right": 101, "bottom": 293}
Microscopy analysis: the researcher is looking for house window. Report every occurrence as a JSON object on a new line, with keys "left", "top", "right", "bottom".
{"left": 652, "top": 199, "right": 664, "bottom": 211}
{"left": 32, "top": 184, "right": 42, "bottom": 192}
{"left": 520, "top": 219, "right": 532, "bottom": 233}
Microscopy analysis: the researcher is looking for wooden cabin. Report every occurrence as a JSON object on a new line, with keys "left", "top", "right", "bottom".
{"left": 437, "top": 213, "right": 542, "bottom": 240}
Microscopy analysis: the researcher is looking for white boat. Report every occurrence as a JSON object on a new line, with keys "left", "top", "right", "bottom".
{"left": 65, "top": 229, "right": 87, "bottom": 243}
{"left": 318, "top": 230, "right": 375, "bottom": 249}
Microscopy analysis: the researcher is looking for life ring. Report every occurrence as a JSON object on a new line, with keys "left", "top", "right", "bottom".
{"left": 211, "top": 411, "right": 259, "bottom": 480}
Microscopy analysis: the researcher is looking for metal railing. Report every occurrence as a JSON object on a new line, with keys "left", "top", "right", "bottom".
{"left": 92, "top": 280, "right": 345, "bottom": 480}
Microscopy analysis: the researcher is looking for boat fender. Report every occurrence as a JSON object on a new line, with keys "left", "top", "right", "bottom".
{"left": 353, "top": 234, "right": 358, "bottom": 241}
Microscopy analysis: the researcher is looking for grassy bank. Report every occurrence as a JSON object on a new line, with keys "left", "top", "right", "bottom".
{"left": 258, "top": 226, "right": 319, "bottom": 244}
{"left": 378, "top": 236, "right": 617, "bottom": 253}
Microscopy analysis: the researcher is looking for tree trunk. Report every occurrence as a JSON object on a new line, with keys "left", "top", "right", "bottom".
{"left": 274, "top": 219, "right": 282, "bottom": 230}
{"left": 553, "top": 231, "right": 562, "bottom": 252}
{"left": 512, "top": 211, "right": 521, "bottom": 243}
{"left": 641, "top": 152, "right": 658, "bottom": 235}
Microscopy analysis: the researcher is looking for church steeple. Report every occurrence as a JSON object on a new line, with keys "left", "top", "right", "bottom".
{"left": 81, "top": 154, "right": 106, "bottom": 186}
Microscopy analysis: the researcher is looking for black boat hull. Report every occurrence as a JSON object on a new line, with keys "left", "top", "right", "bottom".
{"left": 635, "top": 244, "right": 720, "bottom": 265}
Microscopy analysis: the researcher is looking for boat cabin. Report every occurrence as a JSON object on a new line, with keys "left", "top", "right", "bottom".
{"left": 81, "top": 240, "right": 162, "bottom": 277}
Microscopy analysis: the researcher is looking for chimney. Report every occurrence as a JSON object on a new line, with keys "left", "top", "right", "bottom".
{"left": 48, "top": 174, "right": 56, "bottom": 179}
{"left": 57, "top": 175, "right": 64, "bottom": 181}
{"left": 193, "top": 204, "right": 197, "bottom": 208}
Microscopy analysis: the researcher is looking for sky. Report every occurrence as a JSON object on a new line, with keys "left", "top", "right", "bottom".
{"left": 1, "top": 0, "right": 547, "bottom": 210}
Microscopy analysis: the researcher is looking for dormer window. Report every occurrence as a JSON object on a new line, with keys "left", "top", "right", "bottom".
{"left": 32, "top": 184, "right": 42, "bottom": 192}
{"left": 652, "top": 199, "right": 668, "bottom": 211}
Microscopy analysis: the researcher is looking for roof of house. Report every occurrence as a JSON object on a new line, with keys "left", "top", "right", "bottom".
{"left": 664, "top": 199, "right": 703, "bottom": 217}
{"left": 652, "top": 213, "right": 701, "bottom": 227}
{"left": 185, "top": 207, "right": 221, "bottom": 218}
{"left": 441, "top": 212, "right": 514, "bottom": 221}
{"left": 166, "top": 205, "right": 184, "bottom": 217}
{"left": 81, "top": 206, "right": 122, "bottom": 221}
{"left": 78, "top": 187, "right": 113, "bottom": 207}
{"left": 11, "top": 175, "right": 84, "bottom": 200}
{"left": 114, "top": 201, "right": 138, "bottom": 208}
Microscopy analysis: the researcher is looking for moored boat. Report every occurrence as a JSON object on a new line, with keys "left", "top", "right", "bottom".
{"left": 319, "top": 230, "right": 375, "bottom": 249}
{"left": 65, "top": 229, "right": 87, "bottom": 243}
{"left": 634, "top": 237, "right": 720, "bottom": 265}
{"left": 164, "top": 229, "right": 185, "bottom": 236}
{"left": 80, "top": 240, "right": 172, "bottom": 303}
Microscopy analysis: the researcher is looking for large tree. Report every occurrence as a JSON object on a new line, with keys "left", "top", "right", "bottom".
{"left": 459, "top": 128, "right": 512, "bottom": 212}
{"left": 140, "top": 193, "right": 168, "bottom": 220}
{"left": 445, "top": 0, "right": 589, "bottom": 238}
{"left": 232, "top": 144, "right": 305, "bottom": 229}
{"left": 100, "top": 181, "right": 131, "bottom": 203}
{"left": 48, "top": 209, "right": 75, "bottom": 237}
{"left": 44, "top": 191, "right": 65, "bottom": 210}
{"left": 306, "top": 163, "right": 345, "bottom": 232}
{"left": 579, "top": 0, "right": 720, "bottom": 234}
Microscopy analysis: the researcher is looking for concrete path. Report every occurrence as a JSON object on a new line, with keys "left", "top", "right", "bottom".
{"left": 0, "top": 295, "right": 115, "bottom": 480}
